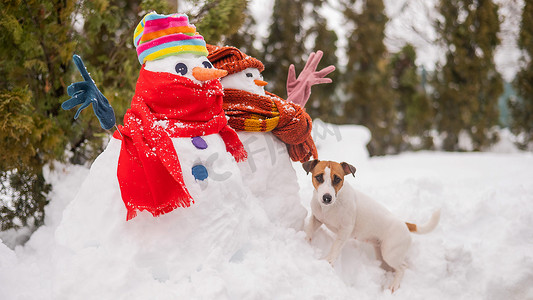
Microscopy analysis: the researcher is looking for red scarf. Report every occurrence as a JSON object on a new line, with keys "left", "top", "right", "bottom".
{"left": 113, "top": 67, "right": 247, "bottom": 220}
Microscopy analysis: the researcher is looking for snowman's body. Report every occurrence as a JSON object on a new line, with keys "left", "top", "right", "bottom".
{"left": 170, "top": 134, "right": 245, "bottom": 199}
{"left": 57, "top": 51, "right": 260, "bottom": 273}
{"left": 221, "top": 68, "right": 307, "bottom": 229}
{"left": 236, "top": 131, "right": 305, "bottom": 228}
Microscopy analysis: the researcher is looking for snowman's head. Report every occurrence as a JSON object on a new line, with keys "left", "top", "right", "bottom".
{"left": 206, "top": 45, "right": 268, "bottom": 95}
{"left": 220, "top": 67, "right": 268, "bottom": 95}
{"left": 134, "top": 13, "right": 227, "bottom": 84}
{"left": 145, "top": 53, "right": 227, "bottom": 84}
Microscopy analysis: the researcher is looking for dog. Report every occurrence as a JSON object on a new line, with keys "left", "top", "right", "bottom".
{"left": 302, "top": 159, "right": 440, "bottom": 292}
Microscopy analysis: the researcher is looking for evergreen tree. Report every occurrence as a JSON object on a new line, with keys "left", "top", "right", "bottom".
{"left": 261, "top": 0, "right": 307, "bottom": 98}
{"left": 0, "top": 0, "right": 249, "bottom": 232}
{"left": 192, "top": 0, "right": 248, "bottom": 43}
{"left": 433, "top": 0, "right": 503, "bottom": 151}
{"left": 341, "top": 0, "right": 397, "bottom": 156}
{"left": 223, "top": 6, "right": 261, "bottom": 58}
{"left": 0, "top": 0, "right": 78, "bottom": 230}
{"left": 390, "top": 44, "right": 434, "bottom": 151}
{"left": 305, "top": 0, "right": 340, "bottom": 123}
{"left": 510, "top": 0, "right": 533, "bottom": 149}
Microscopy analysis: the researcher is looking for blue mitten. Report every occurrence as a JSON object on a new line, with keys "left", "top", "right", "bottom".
{"left": 62, "top": 55, "right": 116, "bottom": 130}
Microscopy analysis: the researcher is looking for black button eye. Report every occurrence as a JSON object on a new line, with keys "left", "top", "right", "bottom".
{"left": 315, "top": 174, "right": 324, "bottom": 184}
{"left": 202, "top": 61, "right": 213, "bottom": 69}
{"left": 333, "top": 175, "right": 341, "bottom": 185}
{"left": 246, "top": 73, "right": 253, "bottom": 78}
{"left": 175, "top": 63, "right": 188, "bottom": 75}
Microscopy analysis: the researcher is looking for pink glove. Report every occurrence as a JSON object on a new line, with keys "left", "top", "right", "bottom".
{"left": 286, "top": 50, "right": 336, "bottom": 108}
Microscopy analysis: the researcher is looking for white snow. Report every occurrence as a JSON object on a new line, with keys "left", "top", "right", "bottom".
{"left": 1, "top": 121, "right": 533, "bottom": 299}
{"left": 237, "top": 131, "right": 307, "bottom": 229}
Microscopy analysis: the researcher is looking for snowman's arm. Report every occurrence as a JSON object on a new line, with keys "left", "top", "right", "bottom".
{"left": 285, "top": 50, "right": 335, "bottom": 108}
{"left": 62, "top": 55, "right": 116, "bottom": 130}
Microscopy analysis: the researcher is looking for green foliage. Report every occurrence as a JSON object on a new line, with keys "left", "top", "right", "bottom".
{"left": 223, "top": 6, "right": 260, "bottom": 57}
{"left": 193, "top": 0, "right": 248, "bottom": 43}
{"left": 305, "top": 0, "right": 340, "bottom": 123}
{"left": 433, "top": 0, "right": 503, "bottom": 151}
{"left": 341, "top": 0, "right": 397, "bottom": 156}
{"left": 390, "top": 44, "right": 434, "bottom": 151}
{"left": 261, "top": 0, "right": 307, "bottom": 97}
{"left": 510, "top": 0, "right": 533, "bottom": 149}
{"left": 0, "top": 89, "right": 35, "bottom": 168}
{"left": 68, "top": 0, "right": 159, "bottom": 162}
{"left": 1, "top": 170, "right": 51, "bottom": 231}
{"left": 0, "top": 0, "right": 77, "bottom": 230}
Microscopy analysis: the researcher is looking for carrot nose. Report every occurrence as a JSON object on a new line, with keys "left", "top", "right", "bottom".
{"left": 254, "top": 79, "right": 268, "bottom": 87}
{"left": 192, "top": 67, "right": 228, "bottom": 81}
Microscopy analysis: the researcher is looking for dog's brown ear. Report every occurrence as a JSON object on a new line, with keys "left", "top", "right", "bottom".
{"left": 302, "top": 159, "right": 319, "bottom": 175}
{"left": 341, "top": 162, "right": 356, "bottom": 177}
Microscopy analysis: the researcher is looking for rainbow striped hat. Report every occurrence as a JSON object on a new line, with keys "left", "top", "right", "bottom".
{"left": 133, "top": 12, "right": 209, "bottom": 64}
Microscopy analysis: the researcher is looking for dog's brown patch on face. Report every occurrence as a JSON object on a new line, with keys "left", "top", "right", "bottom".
{"left": 329, "top": 162, "right": 347, "bottom": 194}
{"left": 309, "top": 161, "right": 351, "bottom": 194}
{"left": 310, "top": 161, "right": 328, "bottom": 190}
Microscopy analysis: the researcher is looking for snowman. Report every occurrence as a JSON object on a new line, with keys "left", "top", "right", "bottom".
{"left": 63, "top": 12, "right": 250, "bottom": 222}
{"left": 55, "top": 11, "right": 270, "bottom": 290}
{"left": 206, "top": 46, "right": 335, "bottom": 229}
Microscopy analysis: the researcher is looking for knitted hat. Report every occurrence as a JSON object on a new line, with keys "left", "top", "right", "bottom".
{"left": 133, "top": 12, "right": 209, "bottom": 64}
{"left": 207, "top": 44, "right": 264, "bottom": 75}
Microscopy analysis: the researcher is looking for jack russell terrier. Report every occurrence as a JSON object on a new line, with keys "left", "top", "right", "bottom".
{"left": 302, "top": 159, "right": 440, "bottom": 292}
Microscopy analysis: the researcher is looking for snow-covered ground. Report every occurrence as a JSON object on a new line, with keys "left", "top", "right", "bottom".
{"left": 1, "top": 121, "right": 533, "bottom": 299}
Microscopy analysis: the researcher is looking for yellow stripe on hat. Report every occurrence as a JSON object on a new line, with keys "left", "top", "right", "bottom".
{"left": 142, "top": 45, "right": 209, "bottom": 63}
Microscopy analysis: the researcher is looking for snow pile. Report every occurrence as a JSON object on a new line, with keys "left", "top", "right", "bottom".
{"left": 237, "top": 131, "right": 307, "bottom": 229}
{"left": 2, "top": 122, "right": 533, "bottom": 299}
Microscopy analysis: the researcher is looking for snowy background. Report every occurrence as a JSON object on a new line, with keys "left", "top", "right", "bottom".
{"left": 1, "top": 1, "right": 531, "bottom": 298}
{"left": 1, "top": 120, "right": 532, "bottom": 299}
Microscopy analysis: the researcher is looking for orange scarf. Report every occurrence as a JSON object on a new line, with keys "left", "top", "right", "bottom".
{"left": 222, "top": 88, "right": 318, "bottom": 162}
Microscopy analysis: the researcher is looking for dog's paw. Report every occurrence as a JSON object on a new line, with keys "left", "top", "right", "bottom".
{"left": 388, "top": 281, "right": 400, "bottom": 293}
{"left": 324, "top": 256, "right": 336, "bottom": 266}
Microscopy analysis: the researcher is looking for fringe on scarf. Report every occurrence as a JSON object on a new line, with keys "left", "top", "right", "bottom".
{"left": 219, "top": 125, "right": 248, "bottom": 162}
{"left": 125, "top": 195, "right": 193, "bottom": 221}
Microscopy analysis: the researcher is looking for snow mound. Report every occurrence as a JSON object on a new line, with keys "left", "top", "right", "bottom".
{"left": 312, "top": 119, "right": 371, "bottom": 163}
{"left": 2, "top": 122, "right": 533, "bottom": 299}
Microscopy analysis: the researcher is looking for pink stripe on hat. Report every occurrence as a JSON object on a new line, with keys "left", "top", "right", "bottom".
{"left": 142, "top": 16, "right": 193, "bottom": 35}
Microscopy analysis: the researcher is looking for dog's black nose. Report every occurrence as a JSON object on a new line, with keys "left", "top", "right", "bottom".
{"left": 322, "top": 193, "right": 332, "bottom": 204}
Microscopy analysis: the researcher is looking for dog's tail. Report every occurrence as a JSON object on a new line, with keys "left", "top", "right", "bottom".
{"left": 405, "top": 210, "right": 441, "bottom": 234}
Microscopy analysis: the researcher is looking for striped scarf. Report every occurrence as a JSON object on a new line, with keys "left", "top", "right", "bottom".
{"left": 223, "top": 89, "right": 318, "bottom": 163}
